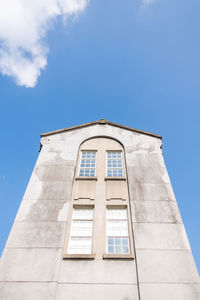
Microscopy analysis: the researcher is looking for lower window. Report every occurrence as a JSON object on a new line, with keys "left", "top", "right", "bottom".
{"left": 67, "top": 207, "right": 94, "bottom": 254}
{"left": 106, "top": 207, "right": 130, "bottom": 254}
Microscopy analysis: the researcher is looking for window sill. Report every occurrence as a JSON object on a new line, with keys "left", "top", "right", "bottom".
{"left": 104, "top": 177, "right": 126, "bottom": 181}
{"left": 63, "top": 254, "right": 95, "bottom": 260}
{"left": 103, "top": 254, "right": 134, "bottom": 260}
{"left": 75, "top": 176, "right": 97, "bottom": 181}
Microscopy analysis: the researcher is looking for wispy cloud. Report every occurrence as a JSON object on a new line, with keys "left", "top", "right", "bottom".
{"left": 0, "top": 175, "right": 6, "bottom": 181}
{"left": 141, "top": 0, "right": 156, "bottom": 8}
{"left": 0, "top": 0, "right": 89, "bottom": 88}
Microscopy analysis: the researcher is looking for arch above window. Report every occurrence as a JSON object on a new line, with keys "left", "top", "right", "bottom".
{"left": 77, "top": 137, "right": 126, "bottom": 180}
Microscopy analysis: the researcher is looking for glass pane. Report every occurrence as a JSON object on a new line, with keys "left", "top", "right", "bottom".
{"left": 106, "top": 237, "right": 130, "bottom": 254}
{"left": 70, "top": 220, "right": 93, "bottom": 236}
{"left": 79, "top": 169, "right": 84, "bottom": 176}
{"left": 115, "top": 238, "right": 121, "bottom": 245}
{"left": 108, "top": 238, "right": 114, "bottom": 245}
{"left": 68, "top": 237, "right": 92, "bottom": 254}
{"left": 113, "top": 170, "right": 117, "bottom": 176}
{"left": 108, "top": 245, "right": 114, "bottom": 253}
{"left": 107, "top": 209, "right": 127, "bottom": 220}
{"left": 107, "top": 220, "right": 128, "bottom": 236}
{"left": 115, "top": 246, "right": 121, "bottom": 253}
{"left": 122, "top": 246, "right": 129, "bottom": 253}
{"left": 73, "top": 208, "right": 94, "bottom": 220}
{"left": 122, "top": 238, "right": 128, "bottom": 245}
{"left": 80, "top": 152, "right": 96, "bottom": 176}
{"left": 81, "top": 151, "right": 96, "bottom": 158}
{"left": 90, "top": 170, "right": 95, "bottom": 176}
{"left": 79, "top": 167, "right": 96, "bottom": 176}
{"left": 107, "top": 152, "right": 122, "bottom": 159}
{"left": 118, "top": 170, "right": 123, "bottom": 176}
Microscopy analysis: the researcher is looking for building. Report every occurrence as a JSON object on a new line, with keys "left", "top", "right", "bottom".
{"left": 0, "top": 119, "right": 199, "bottom": 300}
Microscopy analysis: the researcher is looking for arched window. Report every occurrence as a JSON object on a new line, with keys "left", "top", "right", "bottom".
{"left": 63, "top": 137, "right": 134, "bottom": 259}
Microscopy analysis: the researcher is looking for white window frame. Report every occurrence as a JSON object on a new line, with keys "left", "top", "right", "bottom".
{"left": 106, "top": 207, "right": 130, "bottom": 255}
{"left": 106, "top": 151, "right": 124, "bottom": 177}
{"left": 67, "top": 206, "right": 94, "bottom": 255}
{"left": 78, "top": 151, "right": 97, "bottom": 177}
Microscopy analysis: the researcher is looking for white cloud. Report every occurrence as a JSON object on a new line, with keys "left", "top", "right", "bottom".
{"left": 141, "top": 0, "right": 156, "bottom": 8}
{"left": 0, "top": 0, "right": 88, "bottom": 87}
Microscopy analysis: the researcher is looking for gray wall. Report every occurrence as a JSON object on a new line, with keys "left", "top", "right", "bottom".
{"left": 0, "top": 123, "right": 199, "bottom": 300}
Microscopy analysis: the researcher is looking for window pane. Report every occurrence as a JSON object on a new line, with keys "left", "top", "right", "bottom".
{"left": 108, "top": 238, "right": 114, "bottom": 245}
{"left": 68, "top": 207, "right": 94, "bottom": 254}
{"left": 115, "top": 238, "right": 121, "bottom": 245}
{"left": 82, "top": 151, "right": 96, "bottom": 158}
{"left": 107, "top": 209, "right": 127, "bottom": 220}
{"left": 122, "top": 238, "right": 128, "bottom": 245}
{"left": 115, "top": 246, "right": 121, "bottom": 253}
{"left": 122, "top": 245, "right": 129, "bottom": 253}
{"left": 68, "top": 237, "right": 92, "bottom": 254}
{"left": 108, "top": 245, "right": 114, "bottom": 253}
{"left": 73, "top": 208, "right": 93, "bottom": 219}
{"left": 106, "top": 208, "right": 130, "bottom": 254}
{"left": 107, "top": 220, "right": 128, "bottom": 236}
{"left": 70, "top": 221, "right": 93, "bottom": 236}
{"left": 79, "top": 151, "right": 96, "bottom": 177}
{"left": 79, "top": 168, "right": 96, "bottom": 176}
{"left": 113, "top": 170, "right": 117, "bottom": 176}
{"left": 106, "top": 237, "right": 130, "bottom": 254}
{"left": 107, "top": 152, "right": 124, "bottom": 177}
{"left": 107, "top": 152, "right": 122, "bottom": 158}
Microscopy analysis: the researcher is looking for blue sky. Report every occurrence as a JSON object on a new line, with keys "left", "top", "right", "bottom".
{"left": 0, "top": 0, "right": 199, "bottom": 273}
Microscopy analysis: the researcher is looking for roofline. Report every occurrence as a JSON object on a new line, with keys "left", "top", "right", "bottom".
{"left": 41, "top": 119, "right": 162, "bottom": 139}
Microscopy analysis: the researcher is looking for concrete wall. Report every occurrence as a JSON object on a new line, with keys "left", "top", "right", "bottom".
{"left": 0, "top": 122, "right": 199, "bottom": 300}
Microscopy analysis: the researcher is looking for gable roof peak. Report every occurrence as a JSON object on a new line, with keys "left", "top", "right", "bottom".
{"left": 97, "top": 118, "right": 107, "bottom": 124}
{"left": 41, "top": 119, "right": 162, "bottom": 139}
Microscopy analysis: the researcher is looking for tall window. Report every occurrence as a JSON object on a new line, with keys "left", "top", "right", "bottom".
{"left": 106, "top": 207, "right": 130, "bottom": 254}
{"left": 64, "top": 137, "right": 133, "bottom": 259}
{"left": 107, "top": 151, "right": 124, "bottom": 177}
{"left": 67, "top": 207, "right": 94, "bottom": 254}
{"left": 79, "top": 151, "right": 96, "bottom": 177}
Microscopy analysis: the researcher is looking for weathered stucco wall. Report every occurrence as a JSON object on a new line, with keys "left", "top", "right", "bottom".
{"left": 125, "top": 137, "right": 200, "bottom": 300}
{"left": 0, "top": 122, "right": 199, "bottom": 300}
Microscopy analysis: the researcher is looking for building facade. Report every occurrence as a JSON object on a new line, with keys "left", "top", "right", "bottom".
{"left": 0, "top": 119, "right": 199, "bottom": 299}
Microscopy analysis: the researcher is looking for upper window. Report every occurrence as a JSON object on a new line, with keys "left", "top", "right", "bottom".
{"left": 79, "top": 151, "right": 96, "bottom": 177}
{"left": 107, "top": 151, "right": 124, "bottom": 177}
